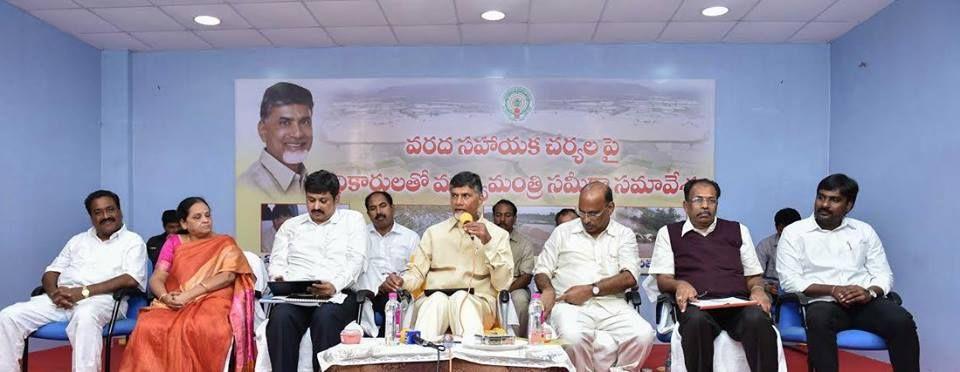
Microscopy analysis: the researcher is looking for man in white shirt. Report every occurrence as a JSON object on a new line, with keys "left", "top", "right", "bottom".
{"left": 777, "top": 174, "right": 919, "bottom": 372}
{"left": 266, "top": 170, "right": 368, "bottom": 372}
{"left": 238, "top": 82, "right": 313, "bottom": 198}
{"left": 535, "top": 182, "right": 655, "bottom": 371}
{"left": 0, "top": 190, "right": 147, "bottom": 372}
{"left": 648, "top": 178, "right": 777, "bottom": 372}
{"left": 364, "top": 191, "right": 419, "bottom": 336}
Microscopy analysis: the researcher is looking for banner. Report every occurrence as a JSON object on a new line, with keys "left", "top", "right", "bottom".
{"left": 236, "top": 78, "right": 715, "bottom": 270}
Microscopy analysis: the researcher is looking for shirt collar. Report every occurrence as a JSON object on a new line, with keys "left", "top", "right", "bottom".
{"left": 804, "top": 214, "right": 856, "bottom": 232}
{"left": 570, "top": 219, "right": 613, "bottom": 238}
{"left": 368, "top": 221, "right": 398, "bottom": 237}
{"left": 258, "top": 149, "right": 306, "bottom": 192}
{"left": 682, "top": 218, "right": 717, "bottom": 237}
{"left": 509, "top": 230, "right": 521, "bottom": 242}
{"left": 87, "top": 224, "right": 127, "bottom": 242}
{"left": 301, "top": 208, "right": 341, "bottom": 226}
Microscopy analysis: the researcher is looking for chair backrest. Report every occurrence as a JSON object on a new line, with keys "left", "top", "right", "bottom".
{"left": 242, "top": 251, "right": 269, "bottom": 294}
{"left": 777, "top": 299, "right": 804, "bottom": 328}
{"left": 126, "top": 259, "right": 154, "bottom": 320}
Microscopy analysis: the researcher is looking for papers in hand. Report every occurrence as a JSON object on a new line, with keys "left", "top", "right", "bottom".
{"left": 267, "top": 293, "right": 348, "bottom": 306}
{"left": 690, "top": 297, "right": 758, "bottom": 310}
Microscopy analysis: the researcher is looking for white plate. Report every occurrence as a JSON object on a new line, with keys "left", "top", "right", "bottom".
{"left": 461, "top": 339, "right": 528, "bottom": 351}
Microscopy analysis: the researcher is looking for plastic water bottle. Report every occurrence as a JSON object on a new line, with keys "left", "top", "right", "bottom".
{"left": 384, "top": 292, "right": 400, "bottom": 345}
{"left": 528, "top": 293, "right": 544, "bottom": 344}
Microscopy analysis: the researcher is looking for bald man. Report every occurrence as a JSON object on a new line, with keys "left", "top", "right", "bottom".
{"left": 534, "top": 182, "right": 655, "bottom": 371}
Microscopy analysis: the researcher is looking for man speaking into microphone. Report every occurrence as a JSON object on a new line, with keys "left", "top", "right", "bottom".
{"left": 387, "top": 171, "right": 514, "bottom": 341}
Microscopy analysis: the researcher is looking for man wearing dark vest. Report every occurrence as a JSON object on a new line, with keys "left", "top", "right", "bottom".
{"left": 649, "top": 178, "right": 778, "bottom": 372}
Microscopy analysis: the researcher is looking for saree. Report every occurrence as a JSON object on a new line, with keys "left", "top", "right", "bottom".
{"left": 120, "top": 235, "right": 256, "bottom": 372}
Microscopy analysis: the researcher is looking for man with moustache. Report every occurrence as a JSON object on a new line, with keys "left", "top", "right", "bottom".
{"left": 535, "top": 182, "right": 655, "bottom": 371}
{"left": 777, "top": 174, "right": 919, "bottom": 372}
{"left": 0, "top": 190, "right": 147, "bottom": 372}
{"left": 364, "top": 191, "right": 419, "bottom": 336}
{"left": 387, "top": 171, "right": 514, "bottom": 341}
{"left": 649, "top": 178, "right": 778, "bottom": 372}
{"left": 492, "top": 199, "right": 536, "bottom": 337}
{"left": 239, "top": 82, "right": 314, "bottom": 198}
{"left": 266, "top": 170, "right": 369, "bottom": 372}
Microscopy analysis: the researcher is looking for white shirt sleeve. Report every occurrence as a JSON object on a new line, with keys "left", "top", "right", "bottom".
{"left": 617, "top": 227, "right": 641, "bottom": 282}
{"left": 862, "top": 225, "right": 894, "bottom": 294}
{"left": 647, "top": 226, "right": 675, "bottom": 275}
{"left": 122, "top": 238, "right": 148, "bottom": 292}
{"left": 739, "top": 224, "right": 764, "bottom": 277}
{"left": 534, "top": 227, "right": 561, "bottom": 277}
{"left": 330, "top": 213, "right": 368, "bottom": 293}
{"left": 776, "top": 228, "right": 810, "bottom": 294}
{"left": 45, "top": 236, "right": 77, "bottom": 274}
{"left": 268, "top": 220, "right": 292, "bottom": 280}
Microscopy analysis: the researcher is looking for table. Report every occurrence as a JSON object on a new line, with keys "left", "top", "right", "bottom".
{"left": 318, "top": 338, "right": 574, "bottom": 372}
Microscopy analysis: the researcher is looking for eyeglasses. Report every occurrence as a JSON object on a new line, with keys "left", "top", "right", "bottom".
{"left": 688, "top": 197, "right": 718, "bottom": 206}
{"left": 578, "top": 209, "right": 605, "bottom": 219}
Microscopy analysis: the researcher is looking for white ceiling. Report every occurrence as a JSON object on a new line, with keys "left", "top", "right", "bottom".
{"left": 6, "top": 0, "right": 894, "bottom": 51}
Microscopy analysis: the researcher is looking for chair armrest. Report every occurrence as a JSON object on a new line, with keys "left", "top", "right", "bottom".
{"left": 886, "top": 291, "right": 903, "bottom": 305}
{"left": 398, "top": 290, "right": 412, "bottom": 303}
{"left": 356, "top": 289, "right": 375, "bottom": 303}
{"left": 498, "top": 290, "right": 510, "bottom": 304}
{"left": 655, "top": 293, "right": 677, "bottom": 324}
{"left": 112, "top": 287, "right": 143, "bottom": 301}
{"left": 625, "top": 290, "right": 643, "bottom": 307}
{"left": 30, "top": 286, "right": 45, "bottom": 297}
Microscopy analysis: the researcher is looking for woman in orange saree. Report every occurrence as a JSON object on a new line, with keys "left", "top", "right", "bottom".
{"left": 120, "top": 197, "right": 256, "bottom": 372}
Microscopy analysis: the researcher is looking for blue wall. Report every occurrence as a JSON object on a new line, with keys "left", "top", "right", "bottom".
{"left": 830, "top": 0, "right": 959, "bottom": 370}
{"left": 0, "top": 2, "right": 101, "bottom": 308}
{"left": 126, "top": 43, "right": 831, "bottom": 324}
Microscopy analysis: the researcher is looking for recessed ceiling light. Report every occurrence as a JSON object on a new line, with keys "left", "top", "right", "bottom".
{"left": 701, "top": 6, "right": 729, "bottom": 17}
{"left": 481, "top": 10, "right": 506, "bottom": 22}
{"left": 193, "top": 15, "right": 221, "bottom": 26}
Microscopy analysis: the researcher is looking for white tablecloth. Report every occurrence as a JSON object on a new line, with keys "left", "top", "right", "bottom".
{"left": 317, "top": 338, "right": 575, "bottom": 371}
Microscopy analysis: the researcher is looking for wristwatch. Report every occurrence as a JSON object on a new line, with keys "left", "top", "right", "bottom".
{"left": 591, "top": 283, "right": 600, "bottom": 296}
{"left": 81, "top": 286, "right": 90, "bottom": 299}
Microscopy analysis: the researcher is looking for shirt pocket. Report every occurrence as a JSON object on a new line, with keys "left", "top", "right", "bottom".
{"left": 604, "top": 250, "right": 622, "bottom": 276}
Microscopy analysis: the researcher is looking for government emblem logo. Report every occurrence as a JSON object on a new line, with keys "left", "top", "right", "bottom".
{"left": 502, "top": 86, "right": 534, "bottom": 122}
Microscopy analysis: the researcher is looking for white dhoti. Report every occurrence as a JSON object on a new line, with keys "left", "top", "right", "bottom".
{"left": 0, "top": 294, "right": 121, "bottom": 372}
{"left": 413, "top": 291, "right": 495, "bottom": 341}
{"left": 550, "top": 300, "right": 655, "bottom": 372}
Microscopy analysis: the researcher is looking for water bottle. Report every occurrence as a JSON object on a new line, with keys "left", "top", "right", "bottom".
{"left": 528, "top": 293, "right": 544, "bottom": 344}
{"left": 384, "top": 292, "right": 400, "bottom": 345}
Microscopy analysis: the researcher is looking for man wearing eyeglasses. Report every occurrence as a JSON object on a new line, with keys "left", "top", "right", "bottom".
{"left": 534, "top": 182, "right": 655, "bottom": 371}
{"left": 649, "top": 178, "right": 778, "bottom": 372}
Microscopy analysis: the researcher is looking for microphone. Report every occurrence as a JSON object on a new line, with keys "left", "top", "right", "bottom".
{"left": 458, "top": 212, "right": 477, "bottom": 242}
{"left": 458, "top": 212, "right": 474, "bottom": 227}
{"left": 413, "top": 334, "right": 447, "bottom": 351}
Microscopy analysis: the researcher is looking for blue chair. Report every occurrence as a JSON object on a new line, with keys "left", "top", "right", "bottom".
{"left": 654, "top": 294, "right": 676, "bottom": 343}
{"left": 776, "top": 291, "right": 902, "bottom": 367}
{"left": 21, "top": 263, "right": 152, "bottom": 372}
